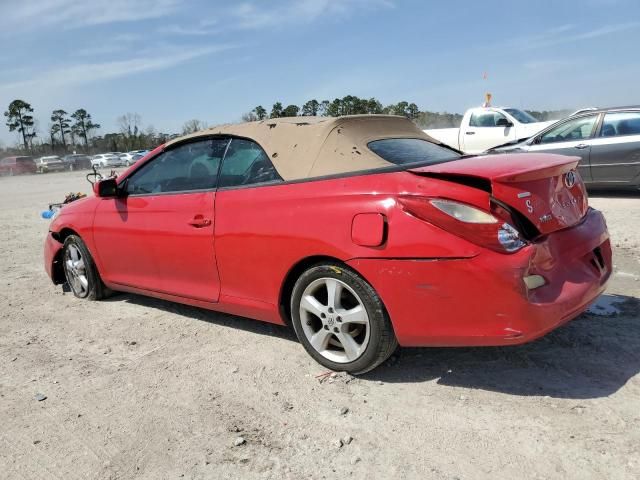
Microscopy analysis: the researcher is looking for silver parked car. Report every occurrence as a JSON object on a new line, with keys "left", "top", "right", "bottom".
{"left": 91, "top": 154, "right": 125, "bottom": 168}
{"left": 36, "top": 156, "right": 66, "bottom": 173}
{"left": 118, "top": 150, "right": 148, "bottom": 166}
{"left": 490, "top": 106, "right": 640, "bottom": 189}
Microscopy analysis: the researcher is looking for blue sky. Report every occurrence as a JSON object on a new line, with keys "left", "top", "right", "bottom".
{"left": 1, "top": 0, "right": 639, "bottom": 145}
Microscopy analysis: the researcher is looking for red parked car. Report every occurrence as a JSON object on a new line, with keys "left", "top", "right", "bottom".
{"left": 44, "top": 116, "right": 612, "bottom": 373}
{"left": 0, "top": 155, "right": 36, "bottom": 175}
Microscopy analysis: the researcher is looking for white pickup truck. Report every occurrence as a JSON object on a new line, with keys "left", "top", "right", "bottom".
{"left": 424, "top": 107, "right": 556, "bottom": 154}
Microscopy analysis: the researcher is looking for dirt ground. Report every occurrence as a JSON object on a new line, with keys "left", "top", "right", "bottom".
{"left": 1, "top": 171, "right": 638, "bottom": 480}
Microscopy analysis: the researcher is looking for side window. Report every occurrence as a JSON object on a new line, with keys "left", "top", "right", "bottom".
{"left": 469, "top": 111, "right": 508, "bottom": 127}
{"left": 126, "top": 138, "right": 228, "bottom": 195}
{"left": 539, "top": 115, "right": 597, "bottom": 144}
{"left": 600, "top": 112, "right": 640, "bottom": 137}
{"left": 218, "top": 138, "right": 282, "bottom": 188}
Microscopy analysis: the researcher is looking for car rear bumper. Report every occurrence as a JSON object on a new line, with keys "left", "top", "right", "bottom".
{"left": 44, "top": 232, "right": 64, "bottom": 284}
{"left": 348, "top": 208, "right": 612, "bottom": 347}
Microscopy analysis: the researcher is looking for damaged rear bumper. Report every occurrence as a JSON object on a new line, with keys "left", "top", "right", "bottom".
{"left": 348, "top": 208, "right": 612, "bottom": 347}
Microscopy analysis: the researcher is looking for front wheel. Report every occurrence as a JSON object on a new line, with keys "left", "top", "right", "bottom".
{"left": 290, "top": 263, "right": 397, "bottom": 374}
{"left": 62, "top": 235, "right": 110, "bottom": 300}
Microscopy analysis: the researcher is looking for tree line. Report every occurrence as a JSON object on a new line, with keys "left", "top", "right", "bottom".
{"left": 4, "top": 99, "right": 100, "bottom": 152}
{"left": 242, "top": 96, "right": 426, "bottom": 122}
{"left": 242, "top": 96, "right": 572, "bottom": 128}
{"left": 3, "top": 96, "right": 572, "bottom": 156}
{"left": 2, "top": 99, "right": 180, "bottom": 156}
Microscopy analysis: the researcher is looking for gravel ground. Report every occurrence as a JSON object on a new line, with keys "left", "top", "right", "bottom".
{"left": 0, "top": 171, "right": 638, "bottom": 480}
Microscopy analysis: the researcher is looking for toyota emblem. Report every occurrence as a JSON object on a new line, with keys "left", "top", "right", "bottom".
{"left": 564, "top": 171, "right": 577, "bottom": 188}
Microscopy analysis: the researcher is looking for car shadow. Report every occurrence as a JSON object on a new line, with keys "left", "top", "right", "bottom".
{"left": 364, "top": 294, "right": 640, "bottom": 399}
{"left": 106, "top": 292, "right": 638, "bottom": 400}
{"left": 103, "top": 292, "right": 298, "bottom": 342}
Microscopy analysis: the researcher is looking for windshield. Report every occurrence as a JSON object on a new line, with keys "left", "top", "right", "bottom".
{"left": 367, "top": 138, "right": 461, "bottom": 166}
{"left": 504, "top": 109, "right": 538, "bottom": 124}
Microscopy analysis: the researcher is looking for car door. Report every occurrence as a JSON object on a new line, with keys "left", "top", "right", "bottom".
{"left": 589, "top": 111, "right": 640, "bottom": 185}
{"left": 462, "top": 110, "right": 517, "bottom": 153}
{"left": 213, "top": 138, "right": 284, "bottom": 303}
{"left": 526, "top": 114, "right": 599, "bottom": 182}
{"left": 93, "top": 138, "right": 229, "bottom": 302}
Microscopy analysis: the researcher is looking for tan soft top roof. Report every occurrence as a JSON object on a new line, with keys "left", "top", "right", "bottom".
{"left": 166, "top": 115, "right": 441, "bottom": 181}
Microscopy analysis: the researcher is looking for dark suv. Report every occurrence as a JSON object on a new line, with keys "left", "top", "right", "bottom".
{"left": 0, "top": 156, "right": 37, "bottom": 175}
{"left": 62, "top": 154, "right": 93, "bottom": 170}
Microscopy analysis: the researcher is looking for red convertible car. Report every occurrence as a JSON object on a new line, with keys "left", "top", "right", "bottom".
{"left": 44, "top": 115, "right": 612, "bottom": 373}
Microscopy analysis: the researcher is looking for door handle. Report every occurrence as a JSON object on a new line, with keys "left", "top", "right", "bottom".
{"left": 575, "top": 143, "right": 589, "bottom": 150}
{"left": 465, "top": 131, "right": 476, "bottom": 135}
{"left": 188, "top": 216, "right": 212, "bottom": 228}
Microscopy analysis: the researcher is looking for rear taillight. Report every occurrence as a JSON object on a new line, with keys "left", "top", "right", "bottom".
{"left": 398, "top": 196, "right": 526, "bottom": 253}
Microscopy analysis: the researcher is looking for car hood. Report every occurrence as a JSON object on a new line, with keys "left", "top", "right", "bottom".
{"left": 487, "top": 139, "right": 531, "bottom": 153}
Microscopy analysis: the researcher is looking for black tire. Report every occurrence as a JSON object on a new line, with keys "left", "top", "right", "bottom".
{"left": 290, "top": 262, "right": 397, "bottom": 375}
{"left": 62, "top": 235, "right": 110, "bottom": 300}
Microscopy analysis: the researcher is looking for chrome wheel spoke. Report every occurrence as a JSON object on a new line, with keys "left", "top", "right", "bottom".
{"left": 335, "top": 332, "right": 361, "bottom": 361}
{"left": 339, "top": 305, "right": 367, "bottom": 325}
{"left": 71, "top": 275, "right": 82, "bottom": 292}
{"left": 75, "top": 259, "right": 85, "bottom": 273}
{"left": 325, "top": 278, "right": 342, "bottom": 310}
{"left": 69, "top": 245, "right": 80, "bottom": 262}
{"left": 309, "top": 329, "right": 332, "bottom": 352}
{"left": 300, "top": 295, "right": 324, "bottom": 318}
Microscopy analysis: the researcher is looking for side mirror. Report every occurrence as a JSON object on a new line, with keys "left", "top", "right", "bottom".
{"left": 496, "top": 118, "right": 514, "bottom": 127}
{"left": 96, "top": 178, "right": 120, "bottom": 198}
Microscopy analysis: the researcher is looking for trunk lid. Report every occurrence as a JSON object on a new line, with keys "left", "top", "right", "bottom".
{"left": 408, "top": 153, "right": 588, "bottom": 236}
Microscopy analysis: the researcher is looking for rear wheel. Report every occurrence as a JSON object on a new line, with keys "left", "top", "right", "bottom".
{"left": 62, "top": 235, "right": 110, "bottom": 300}
{"left": 290, "top": 263, "right": 397, "bottom": 374}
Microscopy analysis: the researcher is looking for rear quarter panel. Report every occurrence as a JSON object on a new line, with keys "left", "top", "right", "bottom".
{"left": 213, "top": 171, "right": 483, "bottom": 306}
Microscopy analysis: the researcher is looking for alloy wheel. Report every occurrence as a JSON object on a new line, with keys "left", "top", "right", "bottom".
{"left": 64, "top": 244, "right": 89, "bottom": 297}
{"left": 299, "top": 277, "right": 370, "bottom": 363}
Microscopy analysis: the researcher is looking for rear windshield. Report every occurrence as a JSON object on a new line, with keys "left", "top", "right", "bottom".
{"left": 367, "top": 138, "right": 460, "bottom": 166}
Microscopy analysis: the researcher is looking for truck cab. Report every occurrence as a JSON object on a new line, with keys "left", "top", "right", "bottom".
{"left": 425, "top": 107, "right": 556, "bottom": 154}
